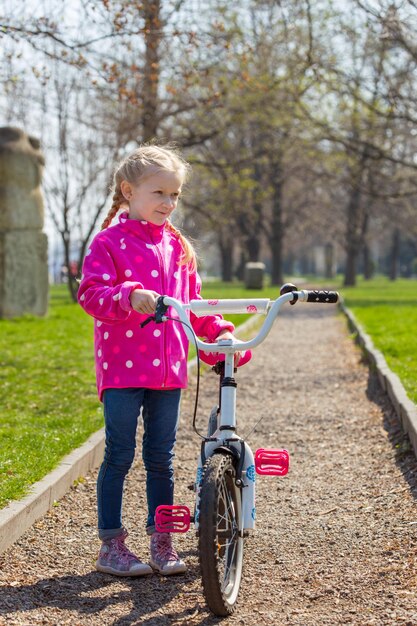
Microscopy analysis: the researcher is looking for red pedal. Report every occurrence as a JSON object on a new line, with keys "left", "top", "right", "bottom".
{"left": 254, "top": 448, "right": 290, "bottom": 476}
{"left": 155, "top": 505, "right": 190, "bottom": 533}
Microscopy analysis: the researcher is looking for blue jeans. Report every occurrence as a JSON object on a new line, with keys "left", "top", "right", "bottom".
{"left": 97, "top": 387, "right": 181, "bottom": 540}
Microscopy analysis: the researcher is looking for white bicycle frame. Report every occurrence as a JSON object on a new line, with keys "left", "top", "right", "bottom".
{"left": 162, "top": 290, "right": 314, "bottom": 532}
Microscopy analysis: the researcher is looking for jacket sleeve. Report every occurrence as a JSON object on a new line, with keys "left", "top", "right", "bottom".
{"left": 188, "top": 269, "right": 234, "bottom": 341}
{"left": 77, "top": 236, "right": 143, "bottom": 323}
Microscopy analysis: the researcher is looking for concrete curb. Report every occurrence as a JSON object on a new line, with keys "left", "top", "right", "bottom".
{"left": 0, "top": 429, "right": 105, "bottom": 554}
{"left": 340, "top": 300, "right": 417, "bottom": 456}
{"left": 0, "top": 314, "right": 261, "bottom": 554}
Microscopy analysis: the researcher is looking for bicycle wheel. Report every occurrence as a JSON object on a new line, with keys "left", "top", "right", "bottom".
{"left": 198, "top": 452, "right": 244, "bottom": 616}
{"left": 207, "top": 405, "right": 219, "bottom": 436}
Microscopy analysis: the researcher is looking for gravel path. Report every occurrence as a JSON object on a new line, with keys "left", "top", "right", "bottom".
{"left": 1, "top": 304, "right": 417, "bottom": 626}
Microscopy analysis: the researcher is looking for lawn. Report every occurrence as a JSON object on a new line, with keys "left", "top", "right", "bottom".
{"left": 339, "top": 276, "right": 417, "bottom": 405}
{"left": 1, "top": 276, "right": 416, "bottom": 508}
{"left": 0, "top": 286, "right": 102, "bottom": 509}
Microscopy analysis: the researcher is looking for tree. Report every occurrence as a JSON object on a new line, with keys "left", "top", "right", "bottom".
{"left": 42, "top": 69, "right": 120, "bottom": 301}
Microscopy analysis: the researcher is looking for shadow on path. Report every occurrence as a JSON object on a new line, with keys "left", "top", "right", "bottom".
{"left": 0, "top": 564, "right": 230, "bottom": 625}
{"left": 366, "top": 367, "right": 417, "bottom": 500}
{"left": 0, "top": 569, "right": 190, "bottom": 625}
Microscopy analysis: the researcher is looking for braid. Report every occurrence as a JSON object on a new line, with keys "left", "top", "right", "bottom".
{"left": 166, "top": 220, "right": 197, "bottom": 272}
{"left": 101, "top": 187, "right": 126, "bottom": 230}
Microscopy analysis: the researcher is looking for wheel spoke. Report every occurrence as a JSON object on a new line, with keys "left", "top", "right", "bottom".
{"left": 217, "top": 475, "right": 239, "bottom": 591}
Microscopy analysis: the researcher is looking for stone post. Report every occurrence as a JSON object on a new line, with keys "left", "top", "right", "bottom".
{"left": 0, "top": 127, "right": 48, "bottom": 318}
{"left": 244, "top": 262, "right": 265, "bottom": 289}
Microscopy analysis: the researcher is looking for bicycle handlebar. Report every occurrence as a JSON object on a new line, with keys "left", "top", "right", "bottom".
{"left": 160, "top": 288, "right": 339, "bottom": 354}
{"left": 304, "top": 290, "right": 339, "bottom": 303}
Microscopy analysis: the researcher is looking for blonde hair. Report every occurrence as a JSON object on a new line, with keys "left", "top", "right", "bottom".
{"left": 101, "top": 144, "right": 196, "bottom": 270}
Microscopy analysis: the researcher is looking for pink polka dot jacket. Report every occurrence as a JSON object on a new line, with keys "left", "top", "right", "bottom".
{"left": 78, "top": 213, "right": 234, "bottom": 400}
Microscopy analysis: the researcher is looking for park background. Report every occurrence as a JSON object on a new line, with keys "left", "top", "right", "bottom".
{"left": 1, "top": 0, "right": 417, "bottom": 508}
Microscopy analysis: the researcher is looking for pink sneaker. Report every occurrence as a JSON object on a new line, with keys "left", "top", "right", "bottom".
{"left": 96, "top": 530, "right": 153, "bottom": 577}
{"left": 149, "top": 532, "right": 186, "bottom": 575}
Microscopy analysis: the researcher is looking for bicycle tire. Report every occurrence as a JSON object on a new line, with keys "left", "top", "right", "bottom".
{"left": 207, "top": 405, "right": 219, "bottom": 436}
{"left": 198, "top": 452, "right": 244, "bottom": 616}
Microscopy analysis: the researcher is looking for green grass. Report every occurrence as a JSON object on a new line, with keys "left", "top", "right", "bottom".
{"left": 0, "top": 286, "right": 102, "bottom": 508}
{"left": 339, "top": 276, "right": 417, "bottom": 405}
{"left": 1, "top": 276, "right": 416, "bottom": 508}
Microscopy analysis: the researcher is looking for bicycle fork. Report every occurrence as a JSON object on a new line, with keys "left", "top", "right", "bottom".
{"left": 194, "top": 438, "right": 256, "bottom": 532}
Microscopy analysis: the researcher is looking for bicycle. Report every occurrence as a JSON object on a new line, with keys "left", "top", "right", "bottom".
{"left": 144, "top": 282, "right": 339, "bottom": 616}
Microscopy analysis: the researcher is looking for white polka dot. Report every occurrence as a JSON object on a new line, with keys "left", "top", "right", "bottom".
{"left": 125, "top": 269, "right": 132, "bottom": 277}
{"left": 141, "top": 220, "right": 148, "bottom": 224}
{"left": 151, "top": 270, "right": 159, "bottom": 278}
{"left": 153, "top": 329, "right": 161, "bottom": 337}
{"left": 121, "top": 243, "right": 126, "bottom": 250}
{"left": 126, "top": 330, "right": 133, "bottom": 338}
{"left": 103, "top": 274, "right": 110, "bottom": 281}
{"left": 113, "top": 293, "right": 121, "bottom": 301}
{"left": 97, "top": 321, "right": 102, "bottom": 327}
{"left": 103, "top": 362, "right": 108, "bottom": 370}
{"left": 104, "top": 332, "right": 109, "bottom": 340}
{"left": 99, "top": 298, "right": 104, "bottom": 306}
{"left": 120, "top": 216, "right": 127, "bottom": 223}
{"left": 126, "top": 360, "right": 133, "bottom": 368}
{"left": 98, "top": 349, "right": 102, "bottom": 357}
{"left": 146, "top": 243, "right": 153, "bottom": 249}
{"left": 173, "top": 271, "right": 179, "bottom": 279}
{"left": 80, "top": 293, "right": 85, "bottom": 301}
{"left": 86, "top": 249, "right": 92, "bottom": 255}
{"left": 152, "top": 359, "right": 161, "bottom": 367}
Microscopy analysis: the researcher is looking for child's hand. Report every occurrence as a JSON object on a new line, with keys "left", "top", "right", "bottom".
{"left": 130, "top": 289, "right": 160, "bottom": 315}
{"left": 216, "top": 329, "right": 242, "bottom": 366}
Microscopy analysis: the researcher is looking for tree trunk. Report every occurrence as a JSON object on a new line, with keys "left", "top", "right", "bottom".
{"left": 246, "top": 235, "right": 260, "bottom": 262}
{"left": 344, "top": 247, "right": 357, "bottom": 287}
{"left": 343, "top": 183, "right": 362, "bottom": 287}
{"left": 362, "top": 212, "right": 373, "bottom": 280}
{"left": 237, "top": 160, "right": 263, "bottom": 264}
{"left": 363, "top": 243, "right": 371, "bottom": 279}
{"left": 389, "top": 228, "right": 400, "bottom": 281}
{"left": 142, "top": 0, "right": 161, "bottom": 142}
{"left": 218, "top": 229, "right": 234, "bottom": 282}
{"left": 269, "top": 157, "right": 284, "bottom": 286}
{"left": 62, "top": 234, "right": 78, "bottom": 302}
{"left": 235, "top": 249, "right": 246, "bottom": 281}
{"left": 247, "top": 160, "right": 263, "bottom": 262}
{"left": 270, "top": 237, "right": 283, "bottom": 286}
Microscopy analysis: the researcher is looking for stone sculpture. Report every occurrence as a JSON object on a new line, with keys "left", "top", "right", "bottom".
{"left": 0, "top": 127, "right": 48, "bottom": 317}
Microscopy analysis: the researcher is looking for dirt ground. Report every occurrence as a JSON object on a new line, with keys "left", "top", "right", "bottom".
{"left": 1, "top": 304, "right": 417, "bottom": 626}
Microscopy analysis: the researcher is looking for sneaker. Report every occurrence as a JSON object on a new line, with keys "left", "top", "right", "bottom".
{"left": 96, "top": 530, "right": 153, "bottom": 577}
{"left": 149, "top": 532, "right": 186, "bottom": 575}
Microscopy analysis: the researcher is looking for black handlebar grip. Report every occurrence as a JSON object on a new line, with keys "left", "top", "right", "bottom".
{"left": 306, "top": 290, "right": 339, "bottom": 303}
{"left": 154, "top": 295, "right": 169, "bottom": 322}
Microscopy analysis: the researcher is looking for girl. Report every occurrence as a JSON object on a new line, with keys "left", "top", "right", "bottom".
{"left": 78, "top": 145, "right": 242, "bottom": 577}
